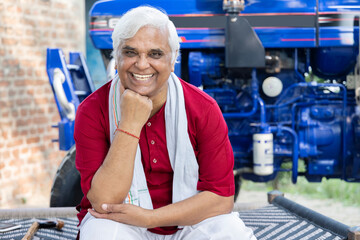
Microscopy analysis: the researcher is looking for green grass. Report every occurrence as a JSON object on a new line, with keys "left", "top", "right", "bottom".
{"left": 242, "top": 175, "right": 360, "bottom": 207}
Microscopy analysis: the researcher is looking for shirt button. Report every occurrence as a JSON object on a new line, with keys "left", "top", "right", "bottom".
{"left": 147, "top": 122, "right": 151, "bottom": 127}
{"left": 152, "top": 158, "right": 157, "bottom": 163}
{"left": 151, "top": 140, "right": 155, "bottom": 145}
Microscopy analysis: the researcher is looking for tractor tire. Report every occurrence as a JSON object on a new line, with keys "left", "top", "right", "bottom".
{"left": 234, "top": 172, "right": 242, "bottom": 201}
{"left": 50, "top": 145, "right": 83, "bottom": 207}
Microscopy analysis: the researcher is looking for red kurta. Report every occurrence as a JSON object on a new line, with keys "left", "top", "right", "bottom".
{"left": 74, "top": 79, "right": 235, "bottom": 235}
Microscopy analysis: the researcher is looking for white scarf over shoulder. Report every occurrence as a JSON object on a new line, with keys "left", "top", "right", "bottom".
{"left": 108, "top": 72, "right": 199, "bottom": 210}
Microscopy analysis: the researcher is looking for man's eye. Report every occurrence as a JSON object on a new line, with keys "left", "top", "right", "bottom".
{"left": 149, "top": 52, "right": 163, "bottom": 59}
{"left": 123, "top": 51, "right": 137, "bottom": 57}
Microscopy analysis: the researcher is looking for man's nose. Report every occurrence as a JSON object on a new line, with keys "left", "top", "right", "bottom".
{"left": 135, "top": 54, "right": 150, "bottom": 70}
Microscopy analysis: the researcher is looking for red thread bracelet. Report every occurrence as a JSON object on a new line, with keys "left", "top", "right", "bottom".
{"left": 116, "top": 128, "right": 140, "bottom": 140}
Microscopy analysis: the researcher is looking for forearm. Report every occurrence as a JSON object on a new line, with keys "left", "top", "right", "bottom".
{"left": 150, "top": 191, "right": 234, "bottom": 228}
{"left": 87, "top": 130, "right": 139, "bottom": 212}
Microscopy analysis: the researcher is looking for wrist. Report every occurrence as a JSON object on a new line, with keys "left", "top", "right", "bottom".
{"left": 146, "top": 209, "right": 158, "bottom": 228}
{"left": 115, "top": 128, "right": 140, "bottom": 140}
{"left": 118, "top": 121, "right": 142, "bottom": 137}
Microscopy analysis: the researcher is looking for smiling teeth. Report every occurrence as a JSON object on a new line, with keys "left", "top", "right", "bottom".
{"left": 133, "top": 73, "right": 153, "bottom": 81}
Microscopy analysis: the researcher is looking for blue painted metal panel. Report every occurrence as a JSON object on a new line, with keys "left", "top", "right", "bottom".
{"left": 319, "top": 27, "right": 356, "bottom": 46}
{"left": 90, "top": 27, "right": 318, "bottom": 49}
{"left": 256, "top": 28, "right": 316, "bottom": 48}
{"left": 89, "top": 31, "right": 113, "bottom": 49}
{"left": 90, "top": 0, "right": 223, "bottom": 16}
{"left": 319, "top": 0, "right": 360, "bottom": 12}
{"left": 318, "top": 0, "right": 360, "bottom": 47}
{"left": 91, "top": 0, "right": 317, "bottom": 15}
{"left": 89, "top": 0, "right": 319, "bottom": 50}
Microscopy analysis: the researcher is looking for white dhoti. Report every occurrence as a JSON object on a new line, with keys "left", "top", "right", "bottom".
{"left": 79, "top": 212, "right": 257, "bottom": 240}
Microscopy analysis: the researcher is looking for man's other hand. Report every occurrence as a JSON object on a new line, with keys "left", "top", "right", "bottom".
{"left": 88, "top": 203, "right": 155, "bottom": 228}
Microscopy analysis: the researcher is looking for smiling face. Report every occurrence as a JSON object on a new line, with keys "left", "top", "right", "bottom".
{"left": 116, "top": 26, "right": 174, "bottom": 104}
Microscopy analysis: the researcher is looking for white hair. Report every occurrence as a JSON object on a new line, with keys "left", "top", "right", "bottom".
{"left": 111, "top": 6, "right": 180, "bottom": 64}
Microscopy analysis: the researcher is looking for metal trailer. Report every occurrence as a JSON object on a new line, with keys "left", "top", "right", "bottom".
{"left": 46, "top": 0, "right": 360, "bottom": 210}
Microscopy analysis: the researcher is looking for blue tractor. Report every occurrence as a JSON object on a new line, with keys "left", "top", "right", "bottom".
{"left": 46, "top": 0, "right": 360, "bottom": 207}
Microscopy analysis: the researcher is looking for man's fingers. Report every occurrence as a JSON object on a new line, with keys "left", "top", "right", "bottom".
{"left": 88, "top": 208, "right": 106, "bottom": 218}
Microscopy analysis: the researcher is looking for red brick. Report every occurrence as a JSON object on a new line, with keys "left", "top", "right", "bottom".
{"left": 3, "top": 170, "right": 11, "bottom": 179}
{"left": 14, "top": 80, "right": 26, "bottom": 87}
{"left": 21, "top": 148, "right": 29, "bottom": 154}
{"left": 31, "top": 146, "right": 46, "bottom": 154}
{"left": 2, "top": 110, "right": 9, "bottom": 118}
{"left": 21, "top": 38, "right": 36, "bottom": 46}
{"left": 0, "top": 80, "right": 10, "bottom": 87}
{"left": 26, "top": 89, "right": 35, "bottom": 95}
{"left": 9, "top": 159, "right": 21, "bottom": 167}
{"left": 0, "top": 121, "right": 11, "bottom": 128}
{"left": 1, "top": 16, "right": 17, "bottom": 25}
{"left": 11, "top": 110, "right": 19, "bottom": 118}
{"left": 20, "top": 18, "right": 35, "bottom": 27}
{"left": 54, "top": 2, "right": 67, "bottom": 9}
{"left": 30, "top": 128, "right": 37, "bottom": 134}
{"left": 16, "top": 119, "right": 30, "bottom": 127}
{"left": 0, "top": 90, "right": 7, "bottom": 98}
{"left": 35, "top": 69, "right": 45, "bottom": 77}
{"left": 48, "top": 106, "right": 57, "bottom": 113}
{"left": 3, "top": 151, "right": 11, "bottom": 159}
{"left": 39, "top": 0, "right": 50, "bottom": 6}
{"left": 38, "top": 20, "right": 52, "bottom": 28}
{"left": 9, "top": 89, "right": 16, "bottom": 96}
{"left": 0, "top": 101, "right": 8, "bottom": 108}
{"left": 12, "top": 149, "right": 20, "bottom": 159}
{"left": 33, "top": 117, "right": 49, "bottom": 125}
{"left": 1, "top": 131, "right": 8, "bottom": 140}
{"left": 51, "top": 115, "right": 60, "bottom": 122}
{"left": 26, "top": 137, "right": 40, "bottom": 144}
{"left": 20, "top": 60, "right": 36, "bottom": 68}
{"left": 2, "top": 38, "right": 18, "bottom": 46}
{"left": 20, "top": 109, "right": 28, "bottom": 117}
{"left": 16, "top": 98, "right": 32, "bottom": 106}
{"left": 36, "top": 108, "right": 46, "bottom": 114}
{"left": 38, "top": 59, "right": 46, "bottom": 66}
{"left": 27, "top": 68, "right": 33, "bottom": 76}
{"left": 5, "top": 27, "right": 15, "bottom": 35}
{"left": 7, "top": 139, "right": 23, "bottom": 148}
{"left": 6, "top": 5, "right": 21, "bottom": 13}
{"left": 17, "top": 69, "right": 25, "bottom": 77}
{"left": 11, "top": 130, "right": 28, "bottom": 138}
{"left": 24, "top": 8, "right": 31, "bottom": 15}
{"left": 35, "top": 97, "right": 50, "bottom": 104}
{"left": 4, "top": 59, "right": 19, "bottom": 67}
{"left": 37, "top": 127, "right": 45, "bottom": 134}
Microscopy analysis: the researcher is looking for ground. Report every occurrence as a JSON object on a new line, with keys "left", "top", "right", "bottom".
{"left": 236, "top": 190, "right": 360, "bottom": 227}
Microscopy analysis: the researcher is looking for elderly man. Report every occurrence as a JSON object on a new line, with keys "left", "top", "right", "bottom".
{"left": 74, "top": 5, "right": 256, "bottom": 240}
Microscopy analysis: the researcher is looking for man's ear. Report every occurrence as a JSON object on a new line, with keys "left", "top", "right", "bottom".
{"left": 114, "top": 64, "right": 117, "bottom": 70}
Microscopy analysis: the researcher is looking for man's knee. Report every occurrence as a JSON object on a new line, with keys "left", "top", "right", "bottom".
{"left": 80, "top": 215, "right": 145, "bottom": 240}
{"left": 185, "top": 212, "right": 256, "bottom": 240}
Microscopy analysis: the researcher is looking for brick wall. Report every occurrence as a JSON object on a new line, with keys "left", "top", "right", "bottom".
{"left": 0, "top": 0, "right": 85, "bottom": 207}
